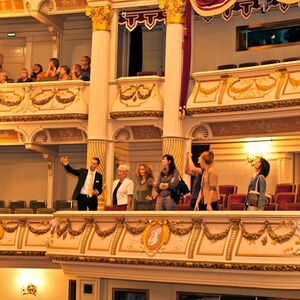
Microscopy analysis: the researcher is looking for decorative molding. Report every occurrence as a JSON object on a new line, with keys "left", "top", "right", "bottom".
{"left": 110, "top": 111, "right": 163, "bottom": 119}
{"left": 113, "top": 127, "right": 132, "bottom": 142}
{"left": 190, "top": 124, "right": 211, "bottom": 140}
{"left": 186, "top": 98, "right": 300, "bottom": 115}
{"left": 47, "top": 254, "right": 300, "bottom": 271}
{"left": 0, "top": 114, "right": 88, "bottom": 122}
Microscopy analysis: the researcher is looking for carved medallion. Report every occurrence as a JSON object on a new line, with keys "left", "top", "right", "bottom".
{"left": 141, "top": 221, "right": 170, "bottom": 256}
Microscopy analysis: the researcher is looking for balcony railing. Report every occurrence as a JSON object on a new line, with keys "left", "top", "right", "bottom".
{"left": 186, "top": 60, "right": 300, "bottom": 115}
{"left": 110, "top": 75, "right": 164, "bottom": 119}
{"left": 0, "top": 80, "right": 89, "bottom": 122}
{"left": 1, "top": 211, "right": 300, "bottom": 290}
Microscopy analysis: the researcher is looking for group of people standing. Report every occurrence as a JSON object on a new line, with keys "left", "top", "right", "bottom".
{"left": 60, "top": 150, "right": 270, "bottom": 212}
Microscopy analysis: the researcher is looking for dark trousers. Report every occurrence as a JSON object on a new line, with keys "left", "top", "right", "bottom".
{"left": 199, "top": 201, "right": 219, "bottom": 211}
{"left": 77, "top": 194, "right": 98, "bottom": 211}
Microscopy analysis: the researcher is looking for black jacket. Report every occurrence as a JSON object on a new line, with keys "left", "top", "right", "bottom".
{"left": 64, "top": 163, "right": 102, "bottom": 200}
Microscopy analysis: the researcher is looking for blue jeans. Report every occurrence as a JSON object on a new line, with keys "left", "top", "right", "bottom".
{"left": 155, "top": 195, "right": 176, "bottom": 211}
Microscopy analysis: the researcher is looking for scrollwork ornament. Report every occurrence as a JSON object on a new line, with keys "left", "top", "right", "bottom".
{"left": 159, "top": 0, "right": 186, "bottom": 24}
{"left": 86, "top": 5, "right": 114, "bottom": 31}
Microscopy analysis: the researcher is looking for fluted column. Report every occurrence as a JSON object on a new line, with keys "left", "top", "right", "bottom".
{"left": 160, "top": 0, "right": 186, "bottom": 173}
{"left": 86, "top": 3, "right": 114, "bottom": 208}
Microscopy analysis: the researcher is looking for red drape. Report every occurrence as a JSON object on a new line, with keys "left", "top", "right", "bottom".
{"left": 179, "top": 0, "right": 192, "bottom": 110}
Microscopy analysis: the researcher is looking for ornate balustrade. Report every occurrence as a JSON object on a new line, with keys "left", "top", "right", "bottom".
{"left": 186, "top": 60, "right": 300, "bottom": 116}
{"left": 0, "top": 80, "right": 89, "bottom": 122}
{"left": 2, "top": 211, "right": 300, "bottom": 289}
{"left": 110, "top": 76, "right": 164, "bottom": 119}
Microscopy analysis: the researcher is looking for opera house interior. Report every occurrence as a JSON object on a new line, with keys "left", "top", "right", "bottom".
{"left": 1, "top": 0, "right": 300, "bottom": 299}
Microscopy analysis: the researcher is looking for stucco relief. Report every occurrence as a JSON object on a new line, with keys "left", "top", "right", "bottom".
{"left": 130, "top": 126, "right": 162, "bottom": 140}
{"left": 48, "top": 128, "right": 86, "bottom": 142}
{"left": 210, "top": 116, "right": 300, "bottom": 137}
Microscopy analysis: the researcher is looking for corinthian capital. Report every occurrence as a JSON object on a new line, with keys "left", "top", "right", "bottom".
{"left": 158, "top": 0, "right": 186, "bottom": 24}
{"left": 86, "top": 5, "right": 114, "bottom": 31}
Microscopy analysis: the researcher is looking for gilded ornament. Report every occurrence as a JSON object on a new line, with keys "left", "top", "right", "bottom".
{"left": 202, "top": 222, "right": 230, "bottom": 242}
{"left": 288, "top": 74, "right": 300, "bottom": 87}
{"left": 198, "top": 82, "right": 220, "bottom": 95}
{"left": 86, "top": 5, "right": 114, "bottom": 31}
{"left": 141, "top": 220, "right": 170, "bottom": 255}
{"left": 159, "top": 0, "right": 186, "bottom": 24}
{"left": 119, "top": 84, "right": 154, "bottom": 102}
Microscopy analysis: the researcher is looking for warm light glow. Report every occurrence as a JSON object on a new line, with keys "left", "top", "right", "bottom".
{"left": 244, "top": 140, "right": 271, "bottom": 164}
{"left": 15, "top": 269, "right": 45, "bottom": 296}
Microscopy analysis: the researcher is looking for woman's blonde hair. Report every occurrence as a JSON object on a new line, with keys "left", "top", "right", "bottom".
{"left": 200, "top": 151, "right": 214, "bottom": 165}
{"left": 136, "top": 163, "right": 153, "bottom": 180}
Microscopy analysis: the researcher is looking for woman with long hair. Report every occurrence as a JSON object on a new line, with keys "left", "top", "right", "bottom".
{"left": 134, "top": 163, "right": 155, "bottom": 210}
{"left": 155, "top": 154, "right": 179, "bottom": 211}
{"left": 245, "top": 157, "right": 270, "bottom": 211}
{"left": 194, "top": 151, "right": 219, "bottom": 211}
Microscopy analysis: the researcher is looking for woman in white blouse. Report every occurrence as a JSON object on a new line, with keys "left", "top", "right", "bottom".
{"left": 112, "top": 164, "right": 134, "bottom": 210}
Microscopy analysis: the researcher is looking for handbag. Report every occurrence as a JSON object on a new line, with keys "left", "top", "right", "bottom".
{"left": 247, "top": 177, "right": 260, "bottom": 207}
{"left": 170, "top": 176, "right": 190, "bottom": 204}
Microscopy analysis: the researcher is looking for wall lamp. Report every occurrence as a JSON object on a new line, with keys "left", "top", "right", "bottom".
{"left": 21, "top": 283, "right": 37, "bottom": 296}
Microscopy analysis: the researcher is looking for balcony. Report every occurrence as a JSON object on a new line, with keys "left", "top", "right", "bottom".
{"left": 186, "top": 60, "right": 300, "bottom": 120}
{"left": 0, "top": 80, "right": 89, "bottom": 122}
{"left": 110, "top": 75, "right": 164, "bottom": 119}
{"left": 2, "top": 211, "right": 300, "bottom": 292}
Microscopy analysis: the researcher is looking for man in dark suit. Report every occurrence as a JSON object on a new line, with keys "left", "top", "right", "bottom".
{"left": 60, "top": 155, "right": 102, "bottom": 211}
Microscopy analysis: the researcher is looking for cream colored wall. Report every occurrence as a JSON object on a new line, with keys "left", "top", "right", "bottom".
{"left": 193, "top": 7, "right": 300, "bottom": 72}
{"left": 0, "top": 268, "right": 69, "bottom": 300}
{"left": 0, "top": 148, "right": 48, "bottom": 203}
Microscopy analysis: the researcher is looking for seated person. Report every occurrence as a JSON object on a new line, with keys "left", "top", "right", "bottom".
{"left": 71, "top": 64, "right": 89, "bottom": 81}
{"left": 80, "top": 55, "right": 90, "bottom": 81}
{"left": 58, "top": 66, "right": 71, "bottom": 81}
{"left": 0, "top": 72, "right": 8, "bottom": 83}
{"left": 45, "top": 57, "right": 59, "bottom": 78}
{"left": 17, "top": 68, "right": 33, "bottom": 83}
{"left": 30, "top": 63, "right": 43, "bottom": 81}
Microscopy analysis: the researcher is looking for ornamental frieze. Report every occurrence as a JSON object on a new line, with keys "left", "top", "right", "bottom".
{"left": 209, "top": 115, "right": 300, "bottom": 137}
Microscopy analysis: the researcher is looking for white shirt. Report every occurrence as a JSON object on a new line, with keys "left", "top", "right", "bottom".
{"left": 80, "top": 170, "right": 95, "bottom": 195}
{"left": 112, "top": 177, "right": 134, "bottom": 205}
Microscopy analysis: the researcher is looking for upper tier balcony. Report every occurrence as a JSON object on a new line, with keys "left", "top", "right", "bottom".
{"left": 0, "top": 80, "right": 89, "bottom": 123}
{"left": 186, "top": 60, "right": 300, "bottom": 121}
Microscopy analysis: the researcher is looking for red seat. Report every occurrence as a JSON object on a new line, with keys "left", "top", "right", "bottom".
{"left": 275, "top": 192, "right": 296, "bottom": 210}
{"left": 227, "top": 203, "right": 244, "bottom": 210}
{"left": 264, "top": 203, "right": 277, "bottom": 210}
{"left": 104, "top": 205, "right": 127, "bottom": 211}
{"left": 296, "top": 184, "right": 300, "bottom": 202}
{"left": 275, "top": 183, "right": 296, "bottom": 195}
{"left": 183, "top": 194, "right": 192, "bottom": 205}
{"left": 226, "top": 194, "right": 246, "bottom": 210}
{"left": 219, "top": 185, "right": 238, "bottom": 209}
{"left": 285, "top": 203, "right": 300, "bottom": 211}
{"left": 176, "top": 204, "right": 190, "bottom": 211}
